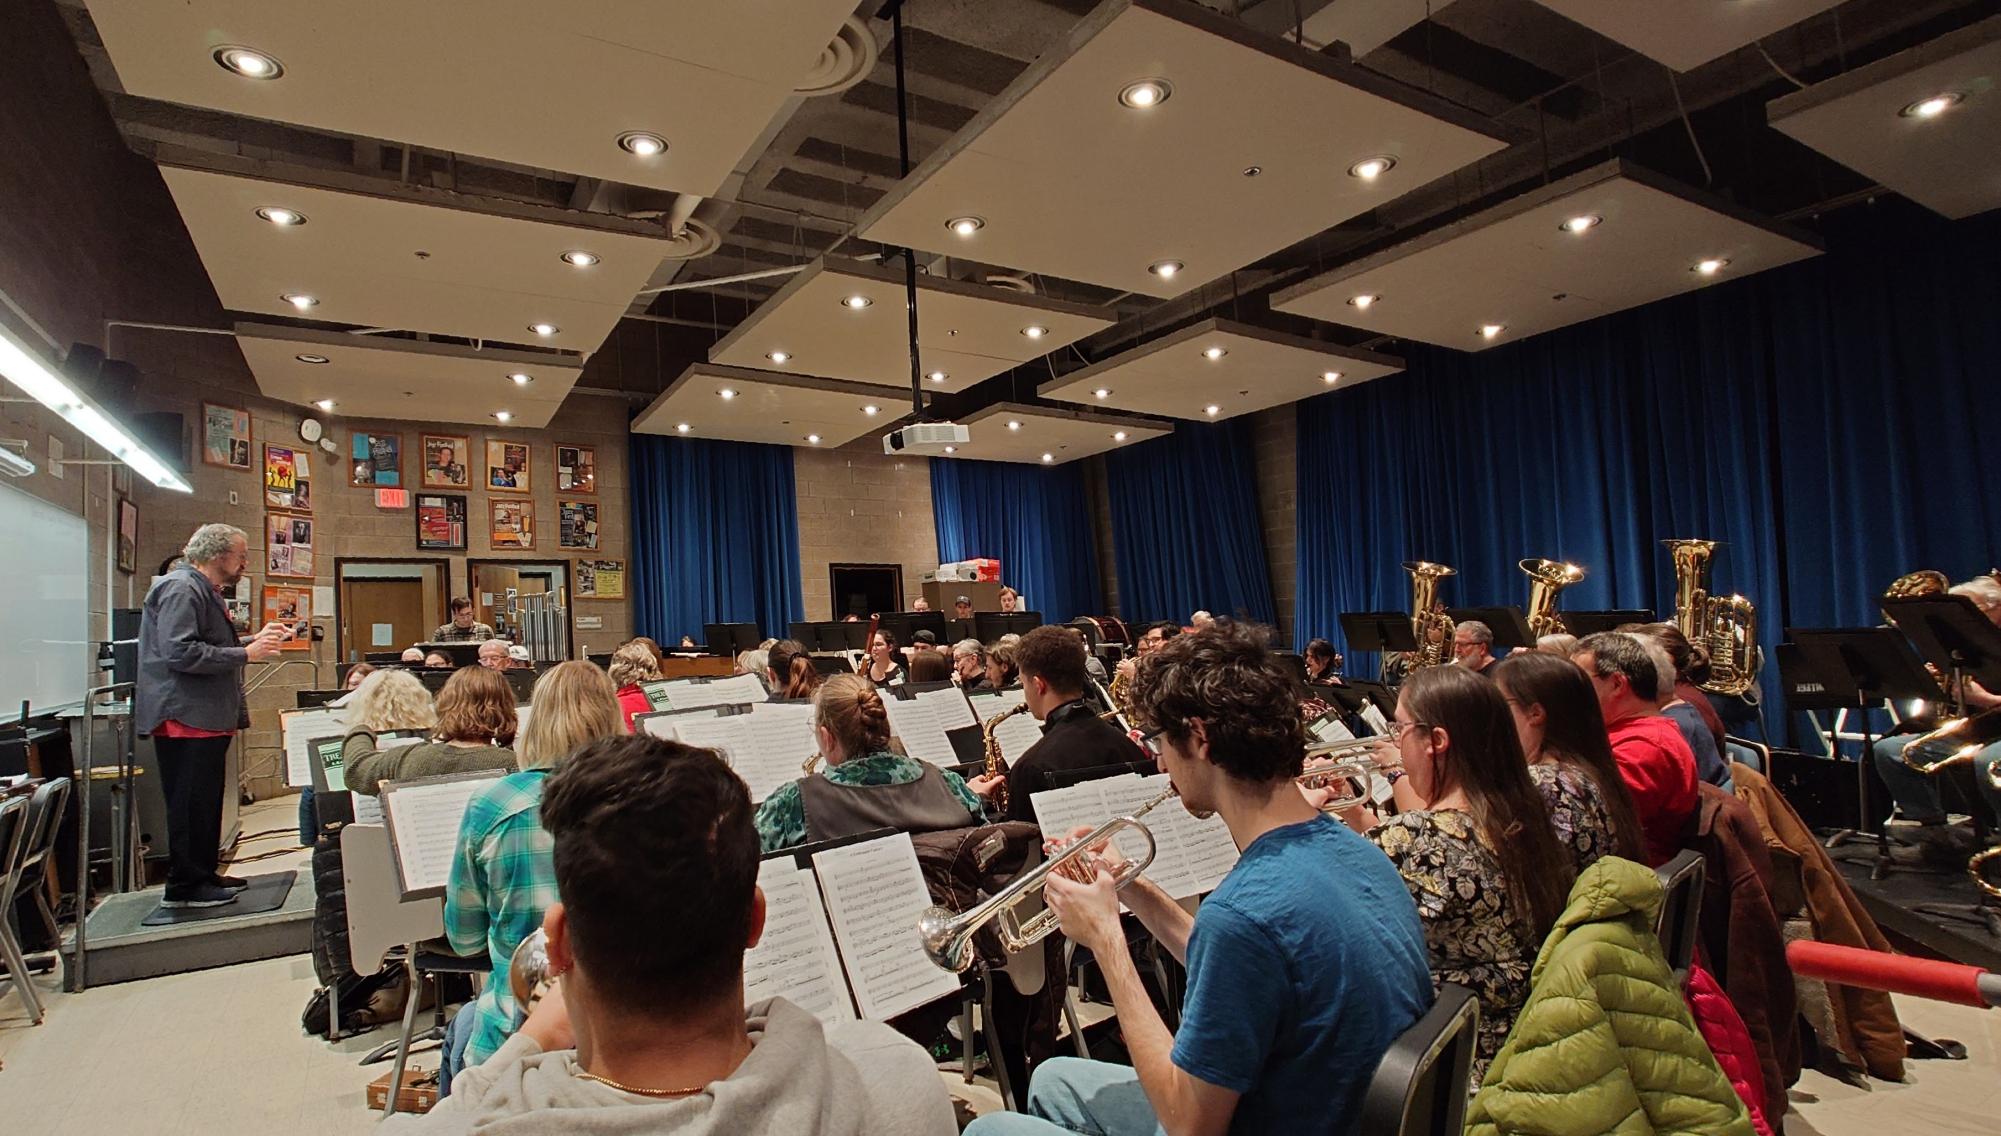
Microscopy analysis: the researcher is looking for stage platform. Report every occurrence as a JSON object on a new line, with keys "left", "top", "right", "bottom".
{"left": 63, "top": 869, "right": 312, "bottom": 989}
{"left": 1827, "top": 844, "right": 2001, "bottom": 972}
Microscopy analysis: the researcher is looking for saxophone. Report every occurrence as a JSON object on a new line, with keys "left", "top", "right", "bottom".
{"left": 1663, "top": 539, "right": 1760, "bottom": 697}
{"left": 1520, "top": 558, "right": 1586, "bottom": 639}
{"left": 1403, "top": 561, "right": 1457, "bottom": 669}
{"left": 980, "top": 702, "right": 1032, "bottom": 813}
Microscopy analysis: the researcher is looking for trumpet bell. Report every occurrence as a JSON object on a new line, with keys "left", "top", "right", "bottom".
{"left": 509, "top": 927, "right": 551, "bottom": 1010}
{"left": 918, "top": 904, "right": 977, "bottom": 973}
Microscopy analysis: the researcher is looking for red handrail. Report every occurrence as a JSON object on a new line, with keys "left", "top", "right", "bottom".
{"left": 1786, "top": 941, "right": 1999, "bottom": 1009}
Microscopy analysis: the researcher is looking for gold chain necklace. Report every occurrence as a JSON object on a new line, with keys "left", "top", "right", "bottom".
{"left": 572, "top": 1068, "right": 709, "bottom": 1098}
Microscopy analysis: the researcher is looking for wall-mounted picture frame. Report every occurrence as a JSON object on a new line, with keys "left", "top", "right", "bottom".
{"left": 350, "top": 432, "right": 403, "bottom": 488}
{"left": 556, "top": 443, "right": 597, "bottom": 494}
{"left": 415, "top": 492, "right": 469, "bottom": 551}
{"left": 264, "top": 443, "right": 312, "bottom": 512}
{"left": 261, "top": 583, "right": 313, "bottom": 651}
{"left": 575, "top": 559, "right": 625, "bottom": 600}
{"left": 266, "top": 513, "right": 315, "bottom": 578}
{"left": 485, "top": 439, "right": 531, "bottom": 494}
{"left": 421, "top": 433, "right": 470, "bottom": 488}
{"left": 116, "top": 497, "right": 138, "bottom": 575}
{"left": 490, "top": 499, "right": 534, "bottom": 550}
{"left": 558, "top": 499, "right": 600, "bottom": 550}
{"left": 202, "top": 402, "right": 252, "bottom": 470}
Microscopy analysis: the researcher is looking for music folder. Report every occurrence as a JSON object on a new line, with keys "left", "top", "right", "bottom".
{"left": 1444, "top": 606, "right": 1535, "bottom": 649}
{"left": 1338, "top": 612, "right": 1417, "bottom": 653}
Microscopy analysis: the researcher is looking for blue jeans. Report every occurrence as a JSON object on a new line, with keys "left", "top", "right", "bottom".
{"left": 962, "top": 1058, "right": 1163, "bottom": 1136}
{"left": 297, "top": 787, "right": 317, "bottom": 846}
{"left": 1871, "top": 734, "right": 2001, "bottom": 823}
{"left": 438, "top": 1001, "right": 478, "bottom": 1098}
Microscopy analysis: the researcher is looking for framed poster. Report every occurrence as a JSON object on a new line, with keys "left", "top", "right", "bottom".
{"left": 558, "top": 499, "right": 600, "bottom": 550}
{"left": 264, "top": 443, "right": 312, "bottom": 511}
{"left": 116, "top": 497, "right": 138, "bottom": 574}
{"left": 421, "top": 433, "right": 470, "bottom": 488}
{"left": 575, "top": 559, "right": 625, "bottom": 600}
{"left": 262, "top": 584, "right": 312, "bottom": 650}
{"left": 490, "top": 499, "right": 534, "bottom": 550}
{"left": 485, "top": 439, "right": 531, "bottom": 494}
{"left": 351, "top": 432, "right": 403, "bottom": 487}
{"left": 415, "top": 492, "right": 469, "bottom": 551}
{"left": 266, "top": 513, "right": 315, "bottom": 578}
{"left": 556, "top": 443, "right": 596, "bottom": 494}
{"left": 202, "top": 403, "right": 252, "bottom": 470}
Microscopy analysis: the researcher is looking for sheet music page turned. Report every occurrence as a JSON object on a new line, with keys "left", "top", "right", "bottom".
{"left": 880, "top": 694, "right": 956, "bottom": 765}
{"left": 380, "top": 772, "right": 504, "bottom": 897}
{"left": 742, "top": 860, "right": 856, "bottom": 1025}
{"left": 811, "top": 833, "right": 962, "bottom": 1020}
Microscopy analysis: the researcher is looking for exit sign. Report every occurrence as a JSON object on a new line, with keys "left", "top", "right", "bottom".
{"left": 375, "top": 488, "right": 409, "bottom": 509}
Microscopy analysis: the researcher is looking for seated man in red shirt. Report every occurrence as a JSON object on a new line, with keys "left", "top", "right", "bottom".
{"left": 1571, "top": 631, "right": 1698, "bottom": 865}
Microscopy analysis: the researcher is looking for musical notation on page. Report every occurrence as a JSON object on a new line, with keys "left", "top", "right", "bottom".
{"left": 282, "top": 707, "right": 346, "bottom": 787}
{"left": 379, "top": 771, "right": 505, "bottom": 899}
{"left": 880, "top": 695, "right": 958, "bottom": 766}
{"left": 811, "top": 833, "right": 961, "bottom": 1020}
{"left": 742, "top": 860, "right": 856, "bottom": 1025}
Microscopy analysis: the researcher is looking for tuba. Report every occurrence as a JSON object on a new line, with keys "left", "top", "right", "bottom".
{"left": 1520, "top": 559, "right": 1586, "bottom": 639}
{"left": 980, "top": 702, "right": 1032, "bottom": 813}
{"left": 1882, "top": 569, "right": 1951, "bottom": 701}
{"left": 1663, "top": 539, "right": 1760, "bottom": 697}
{"left": 1402, "top": 561, "right": 1457, "bottom": 670}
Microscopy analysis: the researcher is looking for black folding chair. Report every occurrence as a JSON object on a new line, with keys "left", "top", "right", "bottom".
{"left": 1654, "top": 849, "right": 1707, "bottom": 984}
{"left": 1360, "top": 983, "right": 1481, "bottom": 1136}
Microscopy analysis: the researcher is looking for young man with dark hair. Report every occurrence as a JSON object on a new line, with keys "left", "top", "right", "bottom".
{"left": 433, "top": 596, "right": 495, "bottom": 643}
{"left": 966, "top": 623, "right": 1432, "bottom": 1136}
{"left": 968, "top": 625, "right": 1141, "bottom": 823}
{"left": 390, "top": 735, "right": 954, "bottom": 1134}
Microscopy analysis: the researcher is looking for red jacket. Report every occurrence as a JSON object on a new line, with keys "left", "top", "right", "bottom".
{"left": 1686, "top": 963, "right": 1774, "bottom": 1136}
{"left": 616, "top": 684, "right": 650, "bottom": 733}
{"left": 1607, "top": 713, "right": 1699, "bottom": 865}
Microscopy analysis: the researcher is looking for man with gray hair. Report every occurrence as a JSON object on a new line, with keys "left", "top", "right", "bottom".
{"left": 1451, "top": 619, "right": 1498, "bottom": 675}
{"left": 951, "top": 638, "right": 987, "bottom": 691}
{"left": 1571, "top": 631, "right": 1697, "bottom": 865}
{"left": 136, "top": 523, "right": 293, "bottom": 907}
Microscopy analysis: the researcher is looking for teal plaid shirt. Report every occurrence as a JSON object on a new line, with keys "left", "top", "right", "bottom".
{"left": 443, "top": 769, "right": 556, "bottom": 1067}
{"left": 754, "top": 751, "right": 986, "bottom": 852}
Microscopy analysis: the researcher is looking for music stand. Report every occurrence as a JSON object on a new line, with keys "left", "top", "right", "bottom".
{"left": 1883, "top": 596, "right": 2001, "bottom": 696}
{"left": 1784, "top": 627, "right": 1939, "bottom": 879}
{"left": 1338, "top": 612, "right": 1417, "bottom": 654}
{"left": 1444, "top": 607, "right": 1534, "bottom": 650}
{"left": 974, "top": 612, "right": 1043, "bottom": 642}
{"left": 1559, "top": 610, "right": 1659, "bottom": 636}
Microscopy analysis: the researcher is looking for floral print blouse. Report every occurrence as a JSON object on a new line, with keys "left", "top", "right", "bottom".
{"left": 1528, "top": 761, "right": 1622, "bottom": 873}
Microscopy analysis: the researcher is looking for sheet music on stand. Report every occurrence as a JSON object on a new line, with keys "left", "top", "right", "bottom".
{"left": 634, "top": 706, "right": 723, "bottom": 740}
{"left": 282, "top": 706, "right": 348, "bottom": 787}
{"left": 742, "top": 858, "right": 855, "bottom": 1026}
{"left": 969, "top": 689, "right": 1043, "bottom": 767}
{"left": 1029, "top": 773, "right": 1239, "bottom": 901}
{"left": 379, "top": 770, "right": 506, "bottom": 899}
{"left": 513, "top": 703, "right": 531, "bottom": 735}
{"left": 643, "top": 673, "right": 768, "bottom": 711}
{"left": 810, "top": 832, "right": 963, "bottom": 1020}
{"left": 880, "top": 691, "right": 962, "bottom": 766}
{"left": 666, "top": 712, "right": 809, "bottom": 803}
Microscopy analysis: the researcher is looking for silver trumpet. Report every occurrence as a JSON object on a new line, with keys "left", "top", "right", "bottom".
{"left": 1296, "top": 739, "right": 1400, "bottom": 812}
{"left": 917, "top": 784, "right": 1179, "bottom": 972}
{"left": 509, "top": 927, "right": 552, "bottom": 1013}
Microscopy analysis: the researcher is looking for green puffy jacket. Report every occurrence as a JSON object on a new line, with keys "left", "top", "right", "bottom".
{"left": 1466, "top": 857, "right": 1754, "bottom": 1136}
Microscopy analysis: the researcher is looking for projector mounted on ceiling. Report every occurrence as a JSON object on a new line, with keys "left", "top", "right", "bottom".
{"left": 883, "top": 421, "right": 968, "bottom": 456}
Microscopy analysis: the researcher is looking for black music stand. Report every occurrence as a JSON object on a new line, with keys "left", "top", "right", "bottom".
{"left": 1560, "top": 610, "right": 1659, "bottom": 636}
{"left": 974, "top": 612, "right": 1043, "bottom": 642}
{"left": 1445, "top": 607, "right": 1535, "bottom": 650}
{"left": 1883, "top": 595, "right": 2001, "bottom": 696}
{"left": 1785, "top": 628, "right": 1939, "bottom": 879}
{"left": 1339, "top": 612, "right": 1417, "bottom": 654}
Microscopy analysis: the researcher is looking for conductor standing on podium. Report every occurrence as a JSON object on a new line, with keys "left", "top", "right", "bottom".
{"left": 136, "top": 523, "right": 291, "bottom": 908}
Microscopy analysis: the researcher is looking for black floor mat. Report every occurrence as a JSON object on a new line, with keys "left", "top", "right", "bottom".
{"left": 140, "top": 871, "right": 297, "bottom": 926}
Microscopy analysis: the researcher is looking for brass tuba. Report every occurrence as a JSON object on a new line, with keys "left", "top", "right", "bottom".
{"left": 1520, "top": 559, "right": 1586, "bottom": 639}
{"left": 980, "top": 702, "right": 1032, "bottom": 813}
{"left": 1663, "top": 539, "right": 1760, "bottom": 697}
{"left": 1882, "top": 569, "right": 1951, "bottom": 700}
{"left": 1403, "top": 561, "right": 1457, "bottom": 669}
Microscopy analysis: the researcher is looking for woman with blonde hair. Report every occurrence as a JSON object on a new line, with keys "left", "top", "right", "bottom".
{"left": 345, "top": 667, "right": 517, "bottom": 795}
{"left": 438, "top": 660, "right": 624, "bottom": 1094}
{"left": 607, "top": 640, "right": 664, "bottom": 731}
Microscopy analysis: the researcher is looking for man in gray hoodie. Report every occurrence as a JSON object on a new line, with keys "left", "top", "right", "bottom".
{"left": 385, "top": 734, "right": 954, "bottom": 1135}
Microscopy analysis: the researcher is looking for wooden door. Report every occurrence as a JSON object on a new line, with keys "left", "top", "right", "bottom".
{"left": 344, "top": 579, "right": 429, "bottom": 661}
{"left": 473, "top": 565, "right": 522, "bottom": 634}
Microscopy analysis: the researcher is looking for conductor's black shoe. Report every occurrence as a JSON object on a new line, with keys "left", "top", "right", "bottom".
{"left": 212, "top": 873, "right": 251, "bottom": 891}
{"left": 162, "top": 884, "right": 238, "bottom": 909}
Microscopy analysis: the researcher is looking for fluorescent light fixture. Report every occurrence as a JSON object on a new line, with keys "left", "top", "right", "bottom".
{"left": 0, "top": 445, "right": 33, "bottom": 478}
{"left": 0, "top": 324, "right": 191, "bottom": 492}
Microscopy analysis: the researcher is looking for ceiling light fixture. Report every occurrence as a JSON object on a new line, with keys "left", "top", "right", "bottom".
{"left": 767, "top": 350, "right": 790, "bottom": 364}
{"left": 1041, "top": 453, "right": 1054, "bottom": 463}
{"left": 1348, "top": 294, "right": 1378, "bottom": 310}
{"left": 281, "top": 293, "right": 317, "bottom": 310}
{"left": 314, "top": 399, "right": 334, "bottom": 411}
{"left": 1021, "top": 326, "right": 1047, "bottom": 339}
{"left": 561, "top": 250, "right": 600, "bottom": 267}
{"left": 0, "top": 324, "right": 190, "bottom": 491}
{"left": 1693, "top": 257, "right": 1730, "bottom": 276}
{"left": 1118, "top": 78, "right": 1172, "bottom": 109}
{"left": 1561, "top": 214, "right": 1602, "bottom": 234}
{"left": 862, "top": 405, "right": 880, "bottom": 416}
{"left": 946, "top": 216, "right": 985, "bottom": 237}
{"left": 1479, "top": 324, "right": 1506, "bottom": 339}
{"left": 617, "top": 131, "right": 668, "bottom": 156}
{"left": 927, "top": 370, "right": 948, "bottom": 383}
{"left": 718, "top": 388, "right": 738, "bottom": 400}
{"left": 1113, "top": 431, "right": 1129, "bottom": 442}
{"left": 1006, "top": 420, "right": 1021, "bottom": 431}
{"left": 675, "top": 422, "right": 691, "bottom": 434}
{"left": 1900, "top": 92, "right": 1964, "bottom": 119}
{"left": 1203, "top": 404, "right": 1221, "bottom": 417}
{"left": 494, "top": 411, "right": 512, "bottom": 422}
{"left": 943, "top": 445, "right": 957, "bottom": 454}
{"left": 1203, "top": 346, "right": 1227, "bottom": 360}
{"left": 509, "top": 372, "right": 533, "bottom": 386}
{"left": 1321, "top": 370, "right": 1342, "bottom": 384}
{"left": 213, "top": 46, "right": 283, "bottom": 80}
{"left": 842, "top": 294, "right": 872, "bottom": 310}
{"left": 1148, "top": 260, "right": 1183, "bottom": 280}
{"left": 1348, "top": 155, "right": 1396, "bottom": 180}
{"left": 256, "top": 206, "right": 306, "bottom": 226}
{"left": 295, "top": 353, "right": 329, "bottom": 365}
{"left": 806, "top": 434, "right": 822, "bottom": 444}
{"left": 1093, "top": 388, "right": 1111, "bottom": 400}
{"left": 529, "top": 322, "right": 559, "bottom": 337}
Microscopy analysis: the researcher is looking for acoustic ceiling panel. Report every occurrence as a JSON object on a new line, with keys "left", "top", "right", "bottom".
{"left": 161, "top": 163, "right": 674, "bottom": 351}
{"left": 1768, "top": 16, "right": 2001, "bottom": 220}
{"left": 1041, "top": 317, "right": 1402, "bottom": 421}
{"left": 942, "top": 403, "right": 1169, "bottom": 465}
{"left": 1270, "top": 160, "right": 1823, "bottom": 351}
{"left": 84, "top": 0, "right": 857, "bottom": 196}
{"left": 631, "top": 365, "right": 902, "bottom": 449}
{"left": 235, "top": 324, "right": 581, "bottom": 429}
{"left": 707, "top": 259, "right": 1115, "bottom": 392}
{"left": 1531, "top": 0, "right": 1847, "bottom": 72}
{"left": 855, "top": 0, "right": 1509, "bottom": 299}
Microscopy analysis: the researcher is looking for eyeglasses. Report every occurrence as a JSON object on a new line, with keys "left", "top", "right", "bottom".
{"left": 1387, "top": 720, "right": 1432, "bottom": 741}
{"left": 1135, "top": 726, "right": 1167, "bottom": 759}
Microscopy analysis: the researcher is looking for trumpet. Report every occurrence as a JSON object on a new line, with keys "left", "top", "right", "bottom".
{"left": 509, "top": 927, "right": 553, "bottom": 1014}
{"left": 917, "top": 784, "right": 1178, "bottom": 972}
{"left": 1296, "top": 740, "right": 1400, "bottom": 811}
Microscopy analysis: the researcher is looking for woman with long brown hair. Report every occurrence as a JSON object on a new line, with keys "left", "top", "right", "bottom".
{"left": 1338, "top": 664, "right": 1574, "bottom": 1083}
{"left": 1491, "top": 652, "right": 1647, "bottom": 867}
{"left": 765, "top": 639, "right": 821, "bottom": 700}
{"left": 345, "top": 666, "right": 518, "bottom": 795}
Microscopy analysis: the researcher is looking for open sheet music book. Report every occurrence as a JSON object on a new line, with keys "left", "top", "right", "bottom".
{"left": 880, "top": 685, "right": 977, "bottom": 766}
{"left": 641, "top": 672, "right": 768, "bottom": 711}
{"left": 379, "top": 770, "right": 506, "bottom": 899}
{"left": 1029, "top": 773, "right": 1240, "bottom": 901}
{"left": 967, "top": 689, "right": 1044, "bottom": 767}
{"left": 743, "top": 859, "right": 856, "bottom": 1026}
{"left": 661, "top": 703, "right": 817, "bottom": 803}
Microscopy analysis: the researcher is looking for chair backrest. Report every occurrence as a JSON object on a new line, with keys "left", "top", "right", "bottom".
{"left": 1654, "top": 849, "right": 1707, "bottom": 983}
{"left": 0, "top": 796, "right": 30, "bottom": 903}
{"left": 1723, "top": 736, "right": 1768, "bottom": 777}
{"left": 340, "top": 822, "right": 446, "bottom": 974}
{"left": 1361, "top": 983, "right": 1481, "bottom": 1136}
{"left": 21, "top": 776, "right": 72, "bottom": 872}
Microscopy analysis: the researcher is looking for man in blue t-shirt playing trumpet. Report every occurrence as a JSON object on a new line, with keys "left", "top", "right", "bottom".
{"left": 966, "top": 621, "right": 1433, "bottom": 1136}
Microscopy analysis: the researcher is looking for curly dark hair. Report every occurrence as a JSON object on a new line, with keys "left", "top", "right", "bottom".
{"left": 1129, "top": 622, "right": 1307, "bottom": 782}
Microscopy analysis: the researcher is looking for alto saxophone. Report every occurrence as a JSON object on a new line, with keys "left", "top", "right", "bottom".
{"left": 980, "top": 702, "right": 1032, "bottom": 813}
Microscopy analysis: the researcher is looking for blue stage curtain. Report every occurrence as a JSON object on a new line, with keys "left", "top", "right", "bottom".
{"left": 629, "top": 435, "right": 804, "bottom": 644}
{"left": 1296, "top": 206, "right": 2001, "bottom": 739}
{"left": 1105, "top": 419, "right": 1276, "bottom": 626}
{"left": 930, "top": 458, "right": 1102, "bottom": 622}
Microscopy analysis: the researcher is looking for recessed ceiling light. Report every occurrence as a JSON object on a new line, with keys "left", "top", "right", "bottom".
{"left": 1479, "top": 324, "right": 1506, "bottom": 339}
{"left": 281, "top": 293, "right": 317, "bottom": 310}
{"left": 1093, "top": 388, "right": 1112, "bottom": 400}
{"left": 313, "top": 399, "right": 334, "bottom": 411}
{"left": 494, "top": 411, "right": 512, "bottom": 422}
{"left": 806, "top": 434, "right": 822, "bottom": 444}
{"left": 718, "top": 388, "right": 738, "bottom": 400}
{"left": 1148, "top": 260, "right": 1183, "bottom": 279}
{"left": 1006, "top": 420, "right": 1021, "bottom": 431}
{"left": 256, "top": 206, "right": 306, "bottom": 226}
{"left": 561, "top": 250, "right": 600, "bottom": 267}
{"left": 1560, "top": 214, "right": 1601, "bottom": 234}
{"left": 927, "top": 371, "right": 948, "bottom": 383}
{"left": 617, "top": 131, "right": 668, "bottom": 156}
{"left": 529, "top": 322, "right": 559, "bottom": 337}
{"left": 675, "top": 422, "right": 691, "bottom": 434}
{"left": 1348, "top": 294, "right": 1378, "bottom": 310}
{"left": 509, "top": 372, "right": 533, "bottom": 386}
{"left": 1041, "top": 453, "right": 1054, "bottom": 463}
{"left": 1348, "top": 155, "right": 1396, "bottom": 180}
{"left": 946, "top": 216, "right": 985, "bottom": 237}
{"left": 1021, "top": 326, "right": 1048, "bottom": 339}
{"left": 1113, "top": 431, "right": 1129, "bottom": 441}
{"left": 1203, "top": 404, "right": 1221, "bottom": 417}
{"left": 1693, "top": 257, "right": 1730, "bottom": 276}
{"left": 1900, "top": 92, "right": 1963, "bottom": 119}
{"left": 1321, "top": 370, "right": 1343, "bottom": 384}
{"left": 943, "top": 445, "right": 957, "bottom": 454}
{"left": 1203, "top": 346, "right": 1228, "bottom": 361}
{"left": 295, "top": 353, "right": 329, "bottom": 365}
{"left": 1118, "top": 78, "right": 1172, "bottom": 109}
{"left": 1243, "top": 165, "right": 1262, "bottom": 178}
{"left": 842, "top": 294, "right": 872, "bottom": 310}
{"left": 213, "top": 46, "right": 283, "bottom": 80}
{"left": 767, "top": 350, "right": 790, "bottom": 364}
{"left": 862, "top": 405, "right": 880, "bottom": 416}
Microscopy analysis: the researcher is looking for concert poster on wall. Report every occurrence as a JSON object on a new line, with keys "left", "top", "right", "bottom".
{"left": 415, "top": 492, "right": 468, "bottom": 551}
{"left": 116, "top": 497, "right": 138, "bottom": 574}
{"left": 558, "top": 499, "right": 599, "bottom": 550}
{"left": 350, "top": 432, "right": 402, "bottom": 487}
{"left": 422, "top": 434, "right": 470, "bottom": 488}
{"left": 202, "top": 403, "right": 252, "bottom": 470}
{"left": 486, "top": 439, "right": 531, "bottom": 494}
{"left": 264, "top": 443, "right": 311, "bottom": 511}
{"left": 266, "top": 513, "right": 315, "bottom": 578}
{"left": 490, "top": 499, "right": 534, "bottom": 550}
{"left": 556, "top": 444, "right": 596, "bottom": 494}
{"left": 261, "top": 584, "right": 313, "bottom": 650}
{"left": 575, "top": 559, "right": 625, "bottom": 600}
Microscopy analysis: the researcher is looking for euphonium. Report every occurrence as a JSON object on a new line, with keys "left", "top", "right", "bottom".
{"left": 1663, "top": 539, "right": 1760, "bottom": 697}
{"left": 1403, "top": 560, "right": 1457, "bottom": 669}
{"left": 980, "top": 702, "right": 1032, "bottom": 813}
{"left": 1296, "top": 740, "right": 1400, "bottom": 812}
{"left": 1520, "top": 558, "right": 1585, "bottom": 639}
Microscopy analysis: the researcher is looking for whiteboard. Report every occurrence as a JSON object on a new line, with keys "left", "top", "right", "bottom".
{"left": 0, "top": 480, "right": 90, "bottom": 713}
